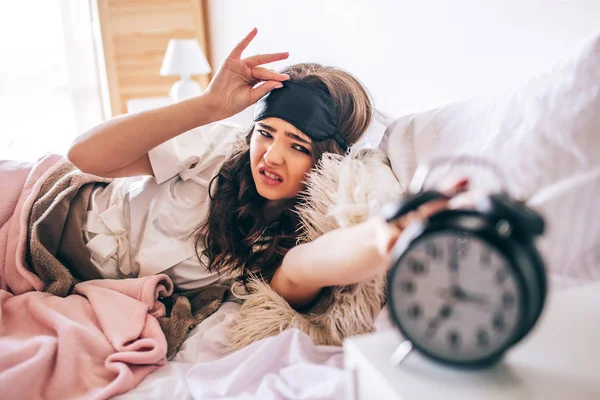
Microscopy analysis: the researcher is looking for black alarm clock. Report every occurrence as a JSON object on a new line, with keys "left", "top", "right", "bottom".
{"left": 385, "top": 157, "right": 547, "bottom": 368}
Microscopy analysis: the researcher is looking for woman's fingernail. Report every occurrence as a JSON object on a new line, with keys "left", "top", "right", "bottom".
{"left": 274, "top": 83, "right": 284, "bottom": 89}
{"left": 284, "top": 74, "right": 291, "bottom": 80}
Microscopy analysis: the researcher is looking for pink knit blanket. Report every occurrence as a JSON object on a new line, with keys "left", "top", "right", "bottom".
{"left": 0, "top": 155, "right": 172, "bottom": 399}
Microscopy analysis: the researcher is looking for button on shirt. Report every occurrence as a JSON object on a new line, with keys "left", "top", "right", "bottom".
{"left": 82, "top": 122, "right": 247, "bottom": 290}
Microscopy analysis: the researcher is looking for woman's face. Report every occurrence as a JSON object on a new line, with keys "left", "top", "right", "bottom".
{"left": 250, "top": 117, "right": 314, "bottom": 201}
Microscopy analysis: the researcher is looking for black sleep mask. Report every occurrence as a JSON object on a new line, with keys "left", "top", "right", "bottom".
{"left": 254, "top": 80, "right": 347, "bottom": 152}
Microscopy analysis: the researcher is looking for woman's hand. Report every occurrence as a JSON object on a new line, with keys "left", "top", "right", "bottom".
{"left": 373, "top": 177, "right": 475, "bottom": 260}
{"left": 204, "top": 28, "right": 291, "bottom": 120}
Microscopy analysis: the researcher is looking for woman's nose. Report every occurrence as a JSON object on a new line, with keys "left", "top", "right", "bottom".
{"left": 264, "top": 144, "right": 284, "bottom": 166}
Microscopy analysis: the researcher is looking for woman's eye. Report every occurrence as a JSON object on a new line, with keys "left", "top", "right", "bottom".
{"left": 258, "top": 129, "right": 310, "bottom": 154}
{"left": 293, "top": 145, "right": 311, "bottom": 155}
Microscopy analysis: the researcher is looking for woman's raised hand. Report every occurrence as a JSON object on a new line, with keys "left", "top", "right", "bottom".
{"left": 204, "top": 28, "right": 290, "bottom": 120}
{"left": 374, "top": 177, "right": 471, "bottom": 259}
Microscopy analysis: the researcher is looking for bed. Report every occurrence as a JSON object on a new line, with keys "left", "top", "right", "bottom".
{"left": 109, "top": 25, "right": 600, "bottom": 399}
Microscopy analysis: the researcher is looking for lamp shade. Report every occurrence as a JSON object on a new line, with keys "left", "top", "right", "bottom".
{"left": 160, "top": 39, "right": 212, "bottom": 77}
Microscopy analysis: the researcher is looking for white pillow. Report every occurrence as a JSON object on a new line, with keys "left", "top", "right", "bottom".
{"left": 350, "top": 109, "right": 394, "bottom": 154}
{"left": 528, "top": 167, "right": 600, "bottom": 289}
{"left": 380, "top": 32, "right": 600, "bottom": 286}
{"left": 380, "top": 32, "right": 600, "bottom": 199}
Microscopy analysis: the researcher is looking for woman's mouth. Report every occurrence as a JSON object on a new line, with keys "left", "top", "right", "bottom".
{"left": 259, "top": 167, "right": 283, "bottom": 186}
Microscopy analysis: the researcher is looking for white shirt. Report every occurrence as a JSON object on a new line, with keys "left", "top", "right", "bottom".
{"left": 82, "top": 122, "right": 247, "bottom": 290}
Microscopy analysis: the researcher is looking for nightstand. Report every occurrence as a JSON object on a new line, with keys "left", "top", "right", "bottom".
{"left": 344, "top": 283, "right": 600, "bottom": 400}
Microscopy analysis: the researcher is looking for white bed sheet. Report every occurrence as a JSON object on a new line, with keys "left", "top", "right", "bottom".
{"left": 114, "top": 301, "right": 353, "bottom": 400}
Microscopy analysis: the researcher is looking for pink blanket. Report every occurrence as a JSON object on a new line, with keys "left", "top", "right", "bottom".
{"left": 0, "top": 155, "right": 172, "bottom": 399}
{"left": 0, "top": 274, "right": 172, "bottom": 400}
{"left": 0, "top": 154, "right": 66, "bottom": 294}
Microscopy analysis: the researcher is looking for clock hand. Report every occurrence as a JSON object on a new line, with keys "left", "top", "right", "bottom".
{"left": 447, "top": 241, "right": 460, "bottom": 288}
{"left": 452, "top": 287, "right": 493, "bottom": 309}
{"left": 463, "top": 292, "right": 491, "bottom": 306}
{"left": 425, "top": 297, "right": 457, "bottom": 338}
{"left": 445, "top": 244, "right": 490, "bottom": 308}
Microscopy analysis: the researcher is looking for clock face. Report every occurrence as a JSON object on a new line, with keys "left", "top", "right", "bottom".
{"left": 390, "top": 231, "right": 523, "bottom": 364}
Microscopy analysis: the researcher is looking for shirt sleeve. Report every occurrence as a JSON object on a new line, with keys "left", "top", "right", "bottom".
{"left": 148, "top": 122, "right": 247, "bottom": 184}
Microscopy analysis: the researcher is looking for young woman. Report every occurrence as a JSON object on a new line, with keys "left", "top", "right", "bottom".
{"left": 69, "top": 28, "right": 450, "bottom": 310}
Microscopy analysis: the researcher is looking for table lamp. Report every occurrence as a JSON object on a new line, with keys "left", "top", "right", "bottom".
{"left": 160, "top": 39, "right": 212, "bottom": 101}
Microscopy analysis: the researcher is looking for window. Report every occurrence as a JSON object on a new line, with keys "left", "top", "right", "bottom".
{"left": 0, "top": 0, "right": 103, "bottom": 161}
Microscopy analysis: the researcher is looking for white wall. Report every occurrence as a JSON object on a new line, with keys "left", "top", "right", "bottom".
{"left": 207, "top": 0, "right": 600, "bottom": 120}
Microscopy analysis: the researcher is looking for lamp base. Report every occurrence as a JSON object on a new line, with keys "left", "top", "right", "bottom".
{"left": 170, "top": 77, "right": 202, "bottom": 102}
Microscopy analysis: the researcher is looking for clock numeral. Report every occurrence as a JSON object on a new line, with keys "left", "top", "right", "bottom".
{"left": 440, "top": 304, "right": 452, "bottom": 319}
{"left": 399, "top": 280, "right": 416, "bottom": 294}
{"left": 425, "top": 242, "right": 439, "bottom": 258}
{"left": 409, "top": 259, "right": 426, "bottom": 275}
{"left": 476, "top": 328, "right": 490, "bottom": 348}
{"left": 407, "top": 303, "right": 422, "bottom": 320}
{"left": 447, "top": 330, "right": 461, "bottom": 349}
{"left": 502, "top": 292, "right": 515, "bottom": 309}
{"left": 492, "top": 313, "right": 506, "bottom": 332}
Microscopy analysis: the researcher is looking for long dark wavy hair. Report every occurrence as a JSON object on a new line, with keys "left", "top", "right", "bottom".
{"left": 194, "top": 63, "right": 373, "bottom": 285}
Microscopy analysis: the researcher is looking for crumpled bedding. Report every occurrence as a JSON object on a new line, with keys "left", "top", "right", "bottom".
{"left": 114, "top": 301, "right": 353, "bottom": 400}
